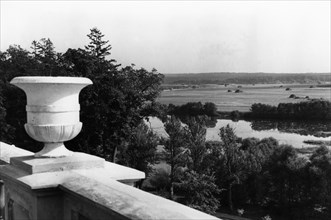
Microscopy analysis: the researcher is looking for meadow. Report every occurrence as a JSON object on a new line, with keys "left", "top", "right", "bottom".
{"left": 158, "top": 84, "right": 331, "bottom": 112}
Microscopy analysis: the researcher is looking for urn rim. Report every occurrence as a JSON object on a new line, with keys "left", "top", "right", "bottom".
{"left": 10, "top": 76, "right": 92, "bottom": 85}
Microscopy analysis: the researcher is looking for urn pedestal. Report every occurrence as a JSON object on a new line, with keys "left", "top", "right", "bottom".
{"left": 10, "top": 76, "right": 92, "bottom": 158}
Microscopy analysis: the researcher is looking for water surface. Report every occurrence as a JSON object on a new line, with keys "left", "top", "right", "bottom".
{"left": 148, "top": 117, "right": 331, "bottom": 148}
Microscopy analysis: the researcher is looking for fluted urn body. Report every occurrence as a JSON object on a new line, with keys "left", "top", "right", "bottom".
{"left": 10, "top": 76, "right": 92, "bottom": 157}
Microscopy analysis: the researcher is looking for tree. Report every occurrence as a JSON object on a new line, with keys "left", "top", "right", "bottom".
{"left": 85, "top": 27, "right": 112, "bottom": 60}
{"left": 200, "top": 141, "right": 224, "bottom": 176}
{"left": 177, "top": 171, "right": 220, "bottom": 214}
{"left": 117, "top": 122, "right": 159, "bottom": 179}
{"left": 203, "top": 102, "right": 219, "bottom": 116}
{"left": 140, "top": 102, "right": 168, "bottom": 122}
{"left": 184, "top": 116, "right": 207, "bottom": 172}
{"left": 240, "top": 137, "right": 278, "bottom": 206}
{"left": 163, "top": 116, "right": 189, "bottom": 200}
{"left": 248, "top": 100, "right": 331, "bottom": 120}
{"left": 266, "top": 145, "right": 309, "bottom": 218}
{"left": 62, "top": 29, "right": 163, "bottom": 162}
{"left": 148, "top": 168, "right": 171, "bottom": 196}
{"left": 308, "top": 146, "right": 331, "bottom": 213}
{"left": 218, "top": 125, "right": 248, "bottom": 212}
{"left": 31, "top": 38, "right": 56, "bottom": 61}
{"left": 30, "top": 38, "right": 62, "bottom": 76}
{"left": 0, "top": 86, "right": 11, "bottom": 142}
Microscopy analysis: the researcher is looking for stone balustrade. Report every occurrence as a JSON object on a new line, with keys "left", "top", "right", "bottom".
{"left": 0, "top": 142, "right": 220, "bottom": 220}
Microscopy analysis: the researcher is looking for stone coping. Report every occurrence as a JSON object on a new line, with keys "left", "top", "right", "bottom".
{"left": 74, "top": 162, "right": 145, "bottom": 182}
{"left": 0, "top": 142, "right": 33, "bottom": 163}
{"left": 0, "top": 141, "right": 145, "bottom": 189}
{"left": 10, "top": 152, "right": 105, "bottom": 174}
{"left": 60, "top": 175, "right": 220, "bottom": 220}
{"left": 0, "top": 163, "right": 145, "bottom": 190}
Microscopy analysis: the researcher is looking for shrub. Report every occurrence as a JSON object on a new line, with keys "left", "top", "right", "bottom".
{"left": 148, "top": 168, "right": 171, "bottom": 191}
{"left": 230, "top": 110, "right": 240, "bottom": 120}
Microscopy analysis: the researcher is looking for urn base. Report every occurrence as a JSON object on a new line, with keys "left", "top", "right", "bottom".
{"left": 35, "top": 142, "right": 73, "bottom": 158}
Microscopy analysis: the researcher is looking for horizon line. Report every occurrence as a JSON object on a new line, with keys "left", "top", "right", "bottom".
{"left": 162, "top": 72, "right": 331, "bottom": 75}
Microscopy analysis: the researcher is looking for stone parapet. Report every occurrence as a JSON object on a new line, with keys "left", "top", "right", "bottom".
{"left": 61, "top": 175, "right": 219, "bottom": 220}
{"left": 0, "top": 142, "right": 220, "bottom": 220}
{"left": 0, "top": 142, "right": 33, "bottom": 164}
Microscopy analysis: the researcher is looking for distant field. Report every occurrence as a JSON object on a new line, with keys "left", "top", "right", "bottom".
{"left": 157, "top": 84, "right": 331, "bottom": 112}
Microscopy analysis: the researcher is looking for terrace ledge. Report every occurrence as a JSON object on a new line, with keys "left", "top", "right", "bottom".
{"left": 0, "top": 142, "right": 220, "bottom": 220}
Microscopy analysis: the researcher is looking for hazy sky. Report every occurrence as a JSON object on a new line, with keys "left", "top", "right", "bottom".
{"left": 1, "top": 1, "right": 330, "bottom": 73}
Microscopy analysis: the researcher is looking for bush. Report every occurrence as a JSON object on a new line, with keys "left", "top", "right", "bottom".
{"left": 148, "top": 168, "right": 171, "bottom": 191}
{"left": 177, "top": 171, "right": 220, "bottom": 214}
{"left": 230, "top": 110, "right": 240, "bottom": 120}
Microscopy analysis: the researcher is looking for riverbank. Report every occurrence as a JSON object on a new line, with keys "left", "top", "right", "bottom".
{"left": 148, "top": 117, "right": 331, "bottom": 149}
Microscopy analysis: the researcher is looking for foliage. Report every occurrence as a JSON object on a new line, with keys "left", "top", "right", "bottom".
{"left": 0, "top": 87, "right": 11, "bottom": 142}
{"left": 177, "top": 171, "right": 221, "bottom": 214}
{"left": 0, "top": 28, "right": 164, "bottom": 163}
{"left": 116, "top": 122, "right": 159, "bottom": 175}
{"left": 249, "top": 103, "right": 278, "bottom": 119}
{"left": 140, "top": 102, "right": 168, "bottom": 122}
{"left": 200, "top": 141, "right": 224, "bottom": 175}
{"left": 230, "top": 110, "right": 240, "bottom": 121}
{"left": 148, "top": 168, "right": 171, "bottom": 193}
{"left": 85, "top": 28, "right": 112, "bottom": 60}
{"left": 247, "top": 100, "right": 331, "bottom": 120}
{"left": 203, "top": 102, "right": 219, "bottom": 116}
{"left": 163, "top": 116, "right": 189, "bottom": 199}
{"left": 149, "top": 112, "right": 331, "bottom": 218}
{"left": 168, "top": 102, "right": 219, "bottom": 117}
{"left": 151, "top": 113, "right": 331, "bottom": 218}
{"left": 218, "top": 125, "right": 248, "bottom": 211}
{"left": 184, "top": 116, "right": 207, "bottom": 172}
{"left": 308, "top": 146, "right": 331, "bottom": 214}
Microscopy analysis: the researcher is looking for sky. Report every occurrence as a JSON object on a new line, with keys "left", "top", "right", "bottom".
{"left": 0, "top": 1, "right": 330, "bottom": 74}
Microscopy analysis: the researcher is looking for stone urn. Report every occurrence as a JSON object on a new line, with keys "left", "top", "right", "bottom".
{"left": 10, "top": 76, "right": 92, "bottom": 157}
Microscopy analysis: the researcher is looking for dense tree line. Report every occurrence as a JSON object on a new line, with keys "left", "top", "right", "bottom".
{"left": 147, "top": 100, "right": 331, "bottom": 123}
{"left": 0, "top": 28, "right": 163, "bottom": 163}
{"left": 168, "top": 102, "right": 219, "bottom": 117}
{"left": 146, "top": 116, "right": 331, "bottom": 219}
{"left": 163, "top": 72, "right": 331, "bottom": 85}
{"left": 246, "top": 100, "right": 331, "bottom": 120}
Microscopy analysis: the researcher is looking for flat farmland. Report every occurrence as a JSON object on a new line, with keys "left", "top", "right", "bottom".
{"left": 157, "top": 84, "right": 331, "bottom": 112}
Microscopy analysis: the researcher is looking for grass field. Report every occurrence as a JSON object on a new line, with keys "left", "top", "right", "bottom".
{"left": 158, "top": 84, "right": 331, "bottom": 112}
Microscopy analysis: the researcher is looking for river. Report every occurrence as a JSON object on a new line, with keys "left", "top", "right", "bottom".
{"left": 148, "top": 117, "right": 331, "bottom": 148}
